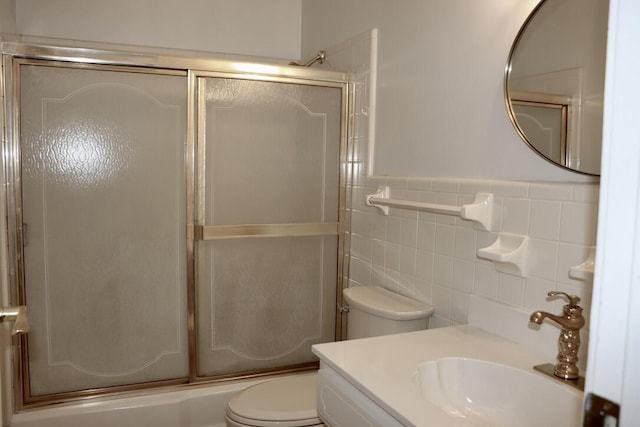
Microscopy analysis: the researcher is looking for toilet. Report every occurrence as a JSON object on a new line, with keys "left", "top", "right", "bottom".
{"left": 225, "top": 285, "right": 434, "bottom": 427}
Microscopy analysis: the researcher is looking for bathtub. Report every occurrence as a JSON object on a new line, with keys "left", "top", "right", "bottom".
{"left": 10, "top": 377, "right": 267, "bottom": 427}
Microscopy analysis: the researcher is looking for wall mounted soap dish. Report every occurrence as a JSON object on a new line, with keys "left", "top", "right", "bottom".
{"left": 569, "top": 247, "right": 595, "bottom": 281}
{"left": 477, "top": 233, "right": 528, "bottom": 277}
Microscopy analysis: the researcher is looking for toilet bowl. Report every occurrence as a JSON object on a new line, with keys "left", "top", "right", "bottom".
{"left": 224, "top": 286, "right": 434, "bottom": 427}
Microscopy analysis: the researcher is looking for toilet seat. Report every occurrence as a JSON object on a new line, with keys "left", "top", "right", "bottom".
{"left": 225, "top": 373, "right": 323, "bottom": 427}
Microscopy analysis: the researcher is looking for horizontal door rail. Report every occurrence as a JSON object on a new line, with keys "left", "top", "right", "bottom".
{"left": 192, "top": 223, "right": 339, "bottom": 240}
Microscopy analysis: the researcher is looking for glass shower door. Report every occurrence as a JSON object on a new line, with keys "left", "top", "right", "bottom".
{"left": 18, "top": 63, "right": 189, "bottom": 397}
{"left": 196, "top": 77, "right": 343, "bottom": 376}
{"left": 9, "top": 55, "right": 347, "bottom": 405}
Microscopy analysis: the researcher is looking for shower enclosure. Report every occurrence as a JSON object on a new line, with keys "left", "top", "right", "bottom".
{"left": 1, "top": 42, "right": 349, "bottom": 408}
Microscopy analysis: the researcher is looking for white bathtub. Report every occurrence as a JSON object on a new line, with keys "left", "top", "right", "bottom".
{"left": 11, "top": 377, "right": 267, "bottom": 427}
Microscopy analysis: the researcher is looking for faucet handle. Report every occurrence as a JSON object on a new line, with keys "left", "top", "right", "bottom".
{"left": 547, "top": 291, "right": 581, "bottom": 307}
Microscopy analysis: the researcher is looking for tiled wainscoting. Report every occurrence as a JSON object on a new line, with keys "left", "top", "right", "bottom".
{"left": 346, "top": 176, "right": 598, "bottom": 333}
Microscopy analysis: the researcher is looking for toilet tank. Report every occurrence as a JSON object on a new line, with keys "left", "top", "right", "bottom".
{"left": 343, "top": 286, "right": 435, "bottom": 340}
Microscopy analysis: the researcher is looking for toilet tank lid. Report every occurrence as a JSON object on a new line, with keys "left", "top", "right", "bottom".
{"left": 343, "top": 286, "right": 434, "bottom": 320}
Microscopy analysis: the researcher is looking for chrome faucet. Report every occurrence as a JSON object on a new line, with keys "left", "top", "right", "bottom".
{"left": 530, "top": 291, "right": 585, "bottom": 381}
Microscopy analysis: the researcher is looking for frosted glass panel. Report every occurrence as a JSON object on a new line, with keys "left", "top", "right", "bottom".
{"left": 197, "top": 237, "right": 337, "bottom": 375}
{"left": 20, "top": 65, "right": 188, "bottom": 395}
{"left": 203, "top": 79, "right": 341, "bottom": 225}
{"left": 197, "top": 78, "right": 342, "bottom": 376}
{"left": 513, "top": 103, "right": 565, "bottom": 164}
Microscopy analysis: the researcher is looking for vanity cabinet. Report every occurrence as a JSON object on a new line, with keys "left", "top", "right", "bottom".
{"left": 317, "top": 364, "right": 404, "bottom": 427}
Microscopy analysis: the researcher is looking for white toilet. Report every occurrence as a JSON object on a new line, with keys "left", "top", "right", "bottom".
{"left": 225, "top": 285, "right": 434, "bottom": 427}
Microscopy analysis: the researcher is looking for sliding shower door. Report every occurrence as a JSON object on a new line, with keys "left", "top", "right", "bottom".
{"left": 17, "top": 62, "right": 189, "bottom": 397}
{"left": 6, "top": 51, "right": 347, "bottom": 406}
{"left": 195, "top": 77, "right": 342, "bottom": 377}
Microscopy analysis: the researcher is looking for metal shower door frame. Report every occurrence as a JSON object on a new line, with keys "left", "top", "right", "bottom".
{"left": 0, "top": 40, "right": 351, "bottom": 409}
{"left": 188, "top": 69, "right": 350, "bottom": 382}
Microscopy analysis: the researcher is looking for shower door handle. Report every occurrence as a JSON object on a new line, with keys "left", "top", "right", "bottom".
{"left": 0, "top": 306, "right": 30, "bottom": 335}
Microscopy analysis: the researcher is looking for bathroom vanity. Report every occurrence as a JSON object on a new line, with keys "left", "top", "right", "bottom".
{"left": 312, "top": 325, "right": 584, "bottom": 427}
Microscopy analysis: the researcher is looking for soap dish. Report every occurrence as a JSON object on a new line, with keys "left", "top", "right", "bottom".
{"left": 477, "top": 233, "right": 528, "bottom": 277}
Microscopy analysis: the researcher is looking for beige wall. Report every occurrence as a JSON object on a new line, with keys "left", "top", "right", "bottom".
{"left": 0, "top": 0, "right": 16, "bottom": 36}
{"left": 12, "top": 0, "right": 602, "bottom": 181}
{"left": 14, "top": 0, "right": 301, "bottom": 60}
{"left": 301, "top": 0, "right": 598, "bottom": 182}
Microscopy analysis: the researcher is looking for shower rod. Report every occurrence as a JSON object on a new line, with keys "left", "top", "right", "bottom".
{"left": 289, "top": 50, "right": 326, "bottom": 67}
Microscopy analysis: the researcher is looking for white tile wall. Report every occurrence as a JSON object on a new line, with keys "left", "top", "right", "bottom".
{"left": 322, "top": 27, "right": 598, "bottom": 366}
{"left": 347, "top": 177, "right": 599, "bottom": 332}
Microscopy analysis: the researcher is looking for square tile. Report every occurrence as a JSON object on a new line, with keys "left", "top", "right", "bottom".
{"left": 384, "top": 269, "right": 400, "bottom": 292}
{"left": 414, "top": 277, "right": 432, "bottom": 303}
{"left": 560, "top": 202, "right": 598, "bottom": 245}
{"left": 386, "top": 215, "right": 402, "bottom": 244}
{"left": 491, "top": 182, "right": 529, "bottom": 198}
{"left": 502, "top": 198, "right": 530, "bottom": 235}
{"left": 349, "top": 233, "right": 372, "bottom": 261}
{"left": 454, "top": 226, "right": 477, "bottom": 260}
{"left": 399, "top": 246, "right": 417, "bottom": 277}
{"left": 350, "top": 210, "right": 372, "bottom": 236}
{"left": 432, "top": 179, "right": 460, "bottom": 193}
{"left": 371, "top": 239, "right": 386, "bottom": 266}
{"left": 452, "top": 259, "right": 474, "bottom": 293}
{"left": 451, "top": 291, "right": 470, "bottom": 324}
{"left": 416, "top": 250, "right": 435, "bottom": 281}
{"left": 401, "top": 218, "right": 418, "bottom": 248}
{"left": 434, "top": 254, "right": 454, "bottom": 287}
{"left": 459, "top": 180, "right": 491, "bottom": 194}
{"left": 497, "top": 273, "right": 525, "bottom": 307}
{"left": 349, "top": 257, "right": 372, "bottom": 285}
{"left": 528, "top": 238, "right": 559, "bottom": 281}
{"left": 573, "top": 184, "right": 600, "bottom": 203}
{"left": 407, "top": 178, "right": 432, "bottom": 191}
{"left": 384, "top": 243, "right": 400, "bottom": 272}
{"left": 530, "top": 183, "right": 573, "bottom": 200}
{"left": 432, "top": 285, "right": 452, "bottom": 317}
{"left": 417, "top": 221, "right": 436, "bottom": 251}
{"left": 529, "top": 200, "right": 561, "bottom": 240}
{"left": 435, "top": 224, "right": 455, "bottom": 256}
{"left": 398, "top": 273, "right": 416, "bottom": 297}
{"left": 474, "top": 261, "right": 498, "bottom": 299}
{"left": 371, "top": 213, "right": 387, "bottom": 240}
{"left": 523, "top": 276, "right": 556, "bottom": 311}
{"left": 345, "top": 177, "right": 596, "bottom": 330}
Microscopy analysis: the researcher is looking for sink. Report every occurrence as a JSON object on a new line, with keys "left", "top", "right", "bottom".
{"left": 413, "top": 357, "right": 583, "bottom": 427}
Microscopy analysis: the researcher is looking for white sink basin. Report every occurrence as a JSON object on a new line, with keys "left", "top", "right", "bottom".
{"left": 413, "top": 357, "right": 583, "bottom": 427}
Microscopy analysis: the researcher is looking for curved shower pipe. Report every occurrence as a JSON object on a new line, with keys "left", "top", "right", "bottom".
{"left": 289, "top": 50, "right": 326, "bottom": 67}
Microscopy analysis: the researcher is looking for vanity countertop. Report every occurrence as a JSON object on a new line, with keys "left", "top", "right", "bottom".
{"left": 312, "top": 325, "right": 576, "bottom": 427}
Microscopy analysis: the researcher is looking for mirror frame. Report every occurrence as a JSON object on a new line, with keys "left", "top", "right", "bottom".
{"left": 504, "top": 0, "right": 601, "bottom": 177}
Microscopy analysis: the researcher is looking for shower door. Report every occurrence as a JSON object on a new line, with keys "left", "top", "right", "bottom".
{"left": 195, "top": 76, "right": 343, "bottom": 377}
{"left": 16, "top": 61, "right": 189, "bottom": 399}
{"left": 6, "top": 51, "right": 347, "bottom": 406}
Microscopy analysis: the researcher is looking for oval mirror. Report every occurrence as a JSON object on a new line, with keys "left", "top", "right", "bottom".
{"left": 505, "top": 0, "right": 608, "bottom": 176}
